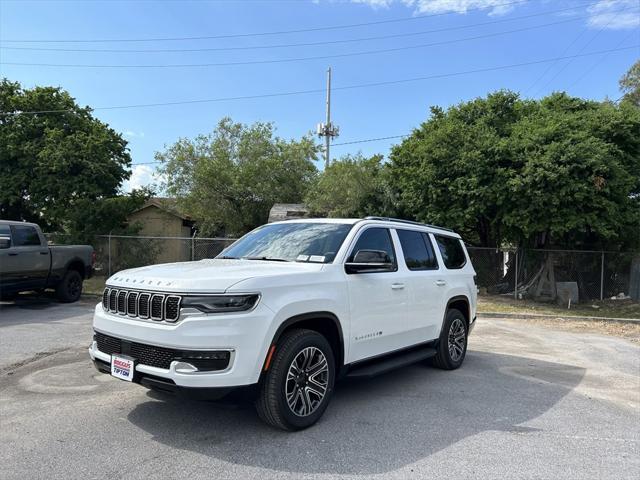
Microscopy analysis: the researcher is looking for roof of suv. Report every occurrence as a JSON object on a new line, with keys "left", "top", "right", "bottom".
{"left": 0, "top": 220, "right": 39, "bottom": 227}
{"left": 271, "top": 216, "right": 458, "bottom": 236}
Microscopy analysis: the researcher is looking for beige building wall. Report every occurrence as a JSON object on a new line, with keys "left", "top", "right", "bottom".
{"left": 127, "top": 206, "right": 192, "bottom": 263}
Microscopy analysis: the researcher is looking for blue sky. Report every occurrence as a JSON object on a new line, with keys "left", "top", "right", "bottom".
{"left": 1, "top": 0, "right": 638, "bottom": 192}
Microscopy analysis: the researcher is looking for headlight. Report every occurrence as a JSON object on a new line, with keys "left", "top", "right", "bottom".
{"left": 181, "top": 294, "right": 260, "bottom": 313}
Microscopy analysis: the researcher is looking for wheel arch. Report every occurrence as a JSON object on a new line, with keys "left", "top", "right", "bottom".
{"left": 442, "top": 295, "right": 471, "bottom": 333}
{"left": 266, "top": 312, "right": 345, "bottom": 373}
{"left": 64, "top": 258, "right": 87, "bottom": 279}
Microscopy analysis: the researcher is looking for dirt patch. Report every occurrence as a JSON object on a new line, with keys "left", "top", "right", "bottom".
{"left": 490, "top": 315, "right": 640, "bottom": 344}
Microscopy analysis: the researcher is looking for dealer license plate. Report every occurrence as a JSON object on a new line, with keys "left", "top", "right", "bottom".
{"left": 111, "top": 354, "right": 135, "bottom": 382}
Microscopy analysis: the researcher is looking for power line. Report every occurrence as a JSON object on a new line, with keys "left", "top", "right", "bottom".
{"left": 2, "top": 45, "right": 636, "bottom": 116}
{"left": 0, "top": 14, "right": 608, "bottom": 69}
{"left": 132, "top": 134, "right": 409, "bottom": 166}
{"left": 0, "top": 0, "right": 536, "bottom": 43}
{"left": 531, "top": 4, "right": 632, "bottom": 97}
{"left": 0, "top": 3, "right": 601, "bottom": 53}
{"left": 333, "top": 135, "right": 407, "bottom": 146}
{"left": 567, "top": 30, "right": 639, "bottom": 90}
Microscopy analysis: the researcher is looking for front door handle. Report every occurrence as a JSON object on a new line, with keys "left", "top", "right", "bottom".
{"left": 435, "top": 280, "right": 446, "bottom": 286}
{"left": 8, "top": 252, "right": 18, "bottom": 256}
{"left": 391, "top": 283, "right": 405, "bottom": 290}
{"left": 39, "top": 251, "right": 49, "bottom": 255}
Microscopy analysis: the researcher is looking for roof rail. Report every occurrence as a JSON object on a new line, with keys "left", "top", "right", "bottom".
{"left": 363, "top": 216, "right": 454, "bottom": 233}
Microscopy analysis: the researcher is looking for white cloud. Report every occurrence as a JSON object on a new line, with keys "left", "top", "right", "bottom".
{"left": 347, "top": 0, "right": 640, "bottom": 25}
{"left": 123, "top": 130, "right": 145, "bottom": 138}
{"left": 587, "top": 0, "right": 640, "bottom": 30}
{"left": 121, "top": 164, "right": 164, "bottom": 192}
{"left": 348, "top": 0, "right": 517, "bottom": 15}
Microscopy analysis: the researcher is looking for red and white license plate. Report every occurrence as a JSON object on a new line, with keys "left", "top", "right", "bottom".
{"left": 111, "top": 354, "right": 135, "bottom": 382}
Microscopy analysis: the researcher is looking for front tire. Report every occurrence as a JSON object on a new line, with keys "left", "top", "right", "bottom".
{"left": 432, "top": 308, "right": 468, "bottom": 370}
{"left": 56, "top": 269, "right": 83, "bottom": 303}
{"left": 256, "top": 329, "right": 335, "bottom": 431}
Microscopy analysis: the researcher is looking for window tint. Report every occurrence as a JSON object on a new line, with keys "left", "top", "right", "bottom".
{"left": 0, "top": 225, "right": 11, "bottom": 246}
{"left": 11, "top": 225, "right": 41, "bottom": 247}
{"left": 397, "top": 229, "right": 438, "bottom": 270}
{"left": 347, "top": 228, "right": 396, "bottom": 267}
{"left": 435, "top": 235, "right": 466, "bottom": 269}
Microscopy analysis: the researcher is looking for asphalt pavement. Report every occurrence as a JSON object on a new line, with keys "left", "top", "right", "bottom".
{"left": 1, "top": 295, "right": 638, "bottom": 479}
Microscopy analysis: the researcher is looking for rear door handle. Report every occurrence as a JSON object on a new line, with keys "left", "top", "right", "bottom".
{"left": 435, "top": 280, "right": 446, "bottom": 286}
{"left": 40, "top": 251, "right": 49, "bottom": 255}
{"left": 8, "top": 252, "right": 18, "bottom": 256}
{"left": 391, "top": 283, "right": 405, "bottom": 290}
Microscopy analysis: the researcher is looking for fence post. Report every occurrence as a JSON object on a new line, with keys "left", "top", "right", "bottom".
{"left": 514, "top": 248, "right": 519, "bottom": 300}
{"left": 600, "top": 251, "right": 605, "bottom": 301}
{"left": 108, "top": 233, "right": 112, "bottom": 277}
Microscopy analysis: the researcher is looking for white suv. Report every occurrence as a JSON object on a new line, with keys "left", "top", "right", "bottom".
{"left": 90, "top": 217, "right": 477, "bottom": 430}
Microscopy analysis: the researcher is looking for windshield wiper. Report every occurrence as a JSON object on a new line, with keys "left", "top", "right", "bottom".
{"left": 242, "top": 256, "right": 291, "bottom": 262}
{"left": 218, "top": 255, "right": 239, "bottom": 259}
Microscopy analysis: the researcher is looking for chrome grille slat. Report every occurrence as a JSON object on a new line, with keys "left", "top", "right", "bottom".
{"left": 117, "top": 291, "right": 127, "bottom": 314}
{"left": 138, "top": 293, "right": 151, "bottom": 319}
{"left": 126, "top": 292, "right": 138, "bottom": 317}
{"left": 102, "top": 288, "right": 180, "bottom": 323}
{"left": 150, "top": 294, "right": 164, "bottom": 321}
{"left": 109, "top": 289, "right": 117, "bottom": 312}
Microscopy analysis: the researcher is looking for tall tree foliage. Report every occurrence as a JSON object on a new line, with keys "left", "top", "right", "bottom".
{"left": 305, "top": 154, "right": 391, "bottom": 217}
{"left": 157, "top": 118, "right": 318, "bottom": 236}
{"left": 619, "top": 60, "right": 640, "bottom": 107}
{"left": 388, "top": 91, "right": 640, "bottom": 249}
{"left": 0, "top": 79, "right": 132, "bottom": 231}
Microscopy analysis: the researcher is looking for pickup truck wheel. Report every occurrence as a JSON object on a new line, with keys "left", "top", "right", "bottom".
{"left": 432, "top": 308, "right": 468, "bottom": 370}
{"left": 56, "top": 270, "right": 83, "bottom": 303}
{"left": 255, "top": 329, "right": 335, "bottom": 431}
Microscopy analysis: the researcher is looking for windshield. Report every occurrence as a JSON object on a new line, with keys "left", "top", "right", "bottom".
{"left": 218, "top": 222, "right": 354, "bottom": 263}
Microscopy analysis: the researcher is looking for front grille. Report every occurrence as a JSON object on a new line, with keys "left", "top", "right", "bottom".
{"left": 165, "top": 296, "right": 180, "bottom": 321}
{"left": 94, "top": 331, "right": 230, "bottom": 371}
{"left": 102, "top": 288, "right": 181, "bottom": 323}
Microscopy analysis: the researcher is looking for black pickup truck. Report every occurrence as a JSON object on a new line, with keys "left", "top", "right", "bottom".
{"left": 0, "top": 220, "right": 94, "bottom": 302}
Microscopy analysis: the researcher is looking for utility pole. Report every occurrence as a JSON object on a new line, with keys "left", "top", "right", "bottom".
{"left": 316, "top": 67, "right": 339, "bottom": 169}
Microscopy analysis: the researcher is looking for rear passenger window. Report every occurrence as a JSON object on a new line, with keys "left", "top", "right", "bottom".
{"left": 11, "top": 225, "right": 41, "bottom": 247}
{"left": 397, "top": 230, "right": 438, "bottom": 270}
{"left": 435, "top": 235, "right": 466, "bottom": 269}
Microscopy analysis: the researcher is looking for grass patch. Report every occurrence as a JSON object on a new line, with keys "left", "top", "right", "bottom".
{"left": 83, "top": 276, "right": 107, "bottom": 296}
{"left": 478, "top": 295, "right": 640, "bottom": 319}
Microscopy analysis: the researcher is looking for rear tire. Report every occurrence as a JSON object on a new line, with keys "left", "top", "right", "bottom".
{"left": 255, "top": 329, "right": 335, "bottom": 431}
{"left": 432, "top": 308, "right": 468, "bottom": 370}
{"left": 56, "top": 270, "right": 83, "bottom": 303}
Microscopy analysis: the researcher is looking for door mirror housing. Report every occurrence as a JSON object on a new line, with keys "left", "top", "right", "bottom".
{"left": 0, "top": 237, "right": 10, "bottom": 249}
{"left": 345, "top": 249, "right": 395, "bottom": 274}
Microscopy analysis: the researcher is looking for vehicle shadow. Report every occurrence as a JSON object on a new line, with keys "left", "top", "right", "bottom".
{"left": 126, "top": 350, "right": 585, "bottom": 475}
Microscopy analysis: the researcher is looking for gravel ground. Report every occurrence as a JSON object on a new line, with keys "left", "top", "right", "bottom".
{"left": 1, "top": 296, "right": 639, "bottom": 480}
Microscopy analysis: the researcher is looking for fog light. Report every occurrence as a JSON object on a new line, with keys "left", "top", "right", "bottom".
{"left": 174, "top": 361, "right": 198, "bottom": 373}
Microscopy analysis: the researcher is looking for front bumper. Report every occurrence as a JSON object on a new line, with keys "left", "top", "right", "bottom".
{"left": 90, "top": 355, "right": 246, "bottom": 400}
{"left": 90, "top": 301, "right": 275, "bottom": 388}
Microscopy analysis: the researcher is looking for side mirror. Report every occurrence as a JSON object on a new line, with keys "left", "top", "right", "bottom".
{"left": 345, "top": 249, "right": 394, "bottom": 274}
{"left": 0, "top": 237, "right": 11, "bottom": 249}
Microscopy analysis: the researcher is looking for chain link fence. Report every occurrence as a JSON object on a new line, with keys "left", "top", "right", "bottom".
{"left": 466, "top": 247, "right": 639, "bottom": 302}
{"left": 45, "top": 233, "right": 638, "bottom": 302}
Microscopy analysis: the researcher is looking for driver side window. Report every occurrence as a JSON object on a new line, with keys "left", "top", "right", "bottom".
{"left": 347, "top": 228, "right": 397, "bottom": 268}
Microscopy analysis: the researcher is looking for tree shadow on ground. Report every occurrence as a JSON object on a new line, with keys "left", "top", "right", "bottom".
{"left": 126, "top": 351, "right": 585, "bottom": 475}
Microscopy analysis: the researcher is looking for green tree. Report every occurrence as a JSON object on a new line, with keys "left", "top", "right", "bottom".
{"left": 0, "top": 79, "right": 132, "bottom": 230}
{"left": 158, "top": 117, "right": 318, "bottom": 236}
{"left": 388, "top": 91, "right": 640, "bottom": 249}
{"left": 389, "top": 91, "right": 532, "bottom": 247}
{"left": 305, "top": 153, "right": 392, "bottom": 217}
{"left": 619, "top": 60, "right": 640, "bottom": 107}
{"left": 505, "top": 93, "right": 640, "bottom": 249}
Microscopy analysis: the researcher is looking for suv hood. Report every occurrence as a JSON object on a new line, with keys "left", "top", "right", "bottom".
{"left": 106, "top": 259, "right": 325, "bottom": 293}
